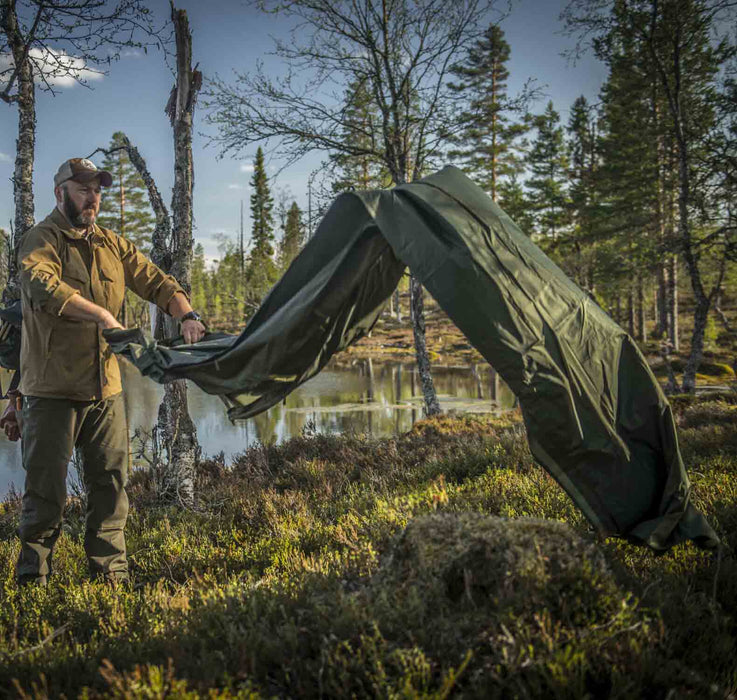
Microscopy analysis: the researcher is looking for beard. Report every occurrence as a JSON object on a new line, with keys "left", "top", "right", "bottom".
{"left": 62, "top": 189, "right": 97, "bottom": 228}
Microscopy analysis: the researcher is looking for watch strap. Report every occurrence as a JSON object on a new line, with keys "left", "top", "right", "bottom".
{"left": 181, "top": 311, "right": 203, "bottom": 324}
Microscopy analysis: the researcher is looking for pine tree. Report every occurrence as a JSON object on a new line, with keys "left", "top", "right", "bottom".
{"left": 331, "top": 78, "right": 388, "bottom": 192}
{"left": 278, "top": 202, "right": 305, "bottom": 272}
{"left": 526, "top": 101, "right": 569, "bottom": 239}
{"left": 497, "top": 174, "right": 534, "bottom": 233}
{"left": 98, "top": 132, "right": 155, "bottom": 250}
{"left": 448, "top": 23, "right": 528, "bottom": 201}
{"left": 245, "top": 147, "right": 278, "bottom": 304}
{"left": 563, "top": 0, "right": 736, "bottom": 390}
{"left": 596, "top": 31, "right": 661, "bottom": 338}
{"left": 97, "top": 131, "right": 156, "bottom": 327}
{"left": 564, "top": 96, "right": 602, "bottom": 291}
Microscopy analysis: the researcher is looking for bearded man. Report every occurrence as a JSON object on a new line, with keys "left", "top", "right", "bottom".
{"left": 8, "top": 157, "right": 205, "bottom": 585}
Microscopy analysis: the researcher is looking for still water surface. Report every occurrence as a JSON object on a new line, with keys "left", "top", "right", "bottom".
{"left": 0, "top": 360, "right": 514, "bottom": 497}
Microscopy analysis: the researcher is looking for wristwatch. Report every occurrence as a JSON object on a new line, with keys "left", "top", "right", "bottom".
{"left": 180, "top": 310, "right": 203, "bottom": 324}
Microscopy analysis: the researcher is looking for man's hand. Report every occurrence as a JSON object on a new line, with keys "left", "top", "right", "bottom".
{"left": 168, "top": 292, "right": 206, "bottom": 344}
{"left": 61, "top": 293, "right": 125, "bottom": 331}
{"left": 0, "top": 401, "right": 20, "bottom": 441}
{"left": 182, "top": 319, "right": 206, "bottom": 344}
{"left": 97, "top": 309, "right": 124, "bottom": 332}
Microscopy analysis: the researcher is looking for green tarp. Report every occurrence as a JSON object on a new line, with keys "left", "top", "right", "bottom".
{"left": 105, "top": 166, "right": 718, "bottom": 551}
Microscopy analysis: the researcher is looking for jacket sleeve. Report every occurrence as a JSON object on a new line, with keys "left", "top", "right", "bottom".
{"left": 115, "top": 234, "right": 188, "bottom": 311}
{"left": 18, "top": 228, "right": 80, "bottom": 316}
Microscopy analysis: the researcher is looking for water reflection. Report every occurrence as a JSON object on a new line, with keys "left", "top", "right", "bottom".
{"left": 0, "top": 359, "right": 515, "bottom": 497}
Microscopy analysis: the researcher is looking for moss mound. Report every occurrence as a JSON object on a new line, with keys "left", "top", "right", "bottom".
{"left": 678, "top": 400, "right": 737, "bottom": 429}
{"left": 377, "top": 512, "right": 616, "bottom": 623}
{"left": 363, "top": 513, "right": 666, "bottom": 697}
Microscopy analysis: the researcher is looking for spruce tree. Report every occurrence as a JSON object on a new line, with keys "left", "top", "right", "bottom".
{"left": 448, "top": 23, "right": 528, "bottom": 201}
{"left": 245, "top": 147, "right": 278, "bottom": 303}
{"left": 278, "top": 202, "right": 305, "bottom": 272}
{"left": 526, "top": 101, "right": 569, "bottom": 239}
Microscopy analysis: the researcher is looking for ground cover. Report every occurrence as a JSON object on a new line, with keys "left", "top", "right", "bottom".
{"left": 0, "top": 397, "right": 735, "bottom": 697}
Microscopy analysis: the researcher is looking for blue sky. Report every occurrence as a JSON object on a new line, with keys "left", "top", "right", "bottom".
{"left": 0, "top": 0, "right": 607, "bottom": 263}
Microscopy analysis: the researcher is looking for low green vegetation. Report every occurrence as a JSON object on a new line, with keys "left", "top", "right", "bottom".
{"left": 0, "top": 401, "right": 736, "bottom": 698}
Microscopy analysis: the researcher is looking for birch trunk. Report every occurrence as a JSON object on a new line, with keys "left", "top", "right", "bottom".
{"left": 652, "top": 82, "right": 667, "bottom": 340}
{"left": 391, "top": 168, "right": 439, "bottom": 416}
{"left": 654, "top": 263, "right": 667, "bottom": 339}
{"left": 153, "top": 3, "right": 202, "bottom": 506}
{"left": 678, "top": 149, "right": 709, "bottom": 391}
{"left": 637, "top": 276, "right": 647, "bottom": 343}
{"left": 667, "top": 255, "right": 679, "bottom": 352}
{"left": 1, "top": 0, "right": 36, "bottom": 303}
{"left": 410, "top": 275, "right": 441, "bottom": 416}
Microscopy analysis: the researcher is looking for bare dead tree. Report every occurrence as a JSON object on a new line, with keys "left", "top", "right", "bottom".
{"left": 87, "top": 2, "right": 201, "bottom": 507}
{"left": 154, "top": 1, "right": 201, "bottom": 506}
{"left": 206, "top": 0, "right": 508, "bottom": 415}
{"left": 0, "top": 0, "right": 167, "bottom": 303}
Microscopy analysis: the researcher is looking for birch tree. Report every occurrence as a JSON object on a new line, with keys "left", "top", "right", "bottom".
{"left": 206, "top": 0, "right": 506, "bottom": 416}
{"left": 0, "top": 0, "right": 162, "bottom": 302}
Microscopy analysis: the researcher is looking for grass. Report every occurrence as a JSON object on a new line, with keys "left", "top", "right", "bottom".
{"left": 0, "top": 404, "right": 736, "bottom": 698}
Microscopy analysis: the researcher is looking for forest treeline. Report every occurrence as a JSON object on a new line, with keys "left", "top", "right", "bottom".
{"left": 0, "top": 0, "right": 734, "bottom": 391}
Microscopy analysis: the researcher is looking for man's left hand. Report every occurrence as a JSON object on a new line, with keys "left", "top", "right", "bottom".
{"left": 182, "top": 319, "right": 206, "bottom": 344}
{"left": 0, "top": 402, "right": 20, "bottom": 441}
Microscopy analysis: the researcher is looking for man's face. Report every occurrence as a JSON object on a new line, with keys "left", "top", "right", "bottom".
{"left": 57, "top": 179, "right": 102, "bottom": 228}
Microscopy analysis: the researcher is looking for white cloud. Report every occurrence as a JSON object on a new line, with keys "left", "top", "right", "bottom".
{"left": 239, "top": 164, "right": 254, "bottom": 173}
{"left": 0, "top": 47, "right": 104, "bottom": 89}
{"left": 227, "top": 183, "right": 245, "bottom": 190}
{"left": 0, "top": 152, "right": 10, "bottom": 163}
{"left": 122, "top": 49, "right": 143, "bottom": 58}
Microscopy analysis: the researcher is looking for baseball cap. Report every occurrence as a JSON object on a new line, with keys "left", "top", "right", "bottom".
{"left": 54, "top": 158, "right": 113, "bottom": 187}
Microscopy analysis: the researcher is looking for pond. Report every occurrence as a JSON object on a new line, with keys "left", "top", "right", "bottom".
{"left": 0, "top": 359, "right": 515, "bottom": 498}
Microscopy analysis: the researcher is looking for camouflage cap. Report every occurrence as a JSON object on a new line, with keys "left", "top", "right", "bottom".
{"left": 54, "top": 158, "right": 112, "bottom": 187}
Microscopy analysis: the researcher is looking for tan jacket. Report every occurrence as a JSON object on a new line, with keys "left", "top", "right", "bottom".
{"left": 18, "top": 208, "right": 185, "bottom": 400}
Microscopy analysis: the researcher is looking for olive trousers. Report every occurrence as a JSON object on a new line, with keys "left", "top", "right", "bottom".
{"left": 16, "top": 393, "right": 129, "bottom": 584}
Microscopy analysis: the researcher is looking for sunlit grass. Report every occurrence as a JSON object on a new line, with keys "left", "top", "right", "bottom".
{"left": 0, "top": 404, "right": 735, "bottom": 697}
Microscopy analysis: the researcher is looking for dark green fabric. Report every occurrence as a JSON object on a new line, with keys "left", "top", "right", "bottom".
{"left": 105, "top": 166, "right": 718, "bottom": 551}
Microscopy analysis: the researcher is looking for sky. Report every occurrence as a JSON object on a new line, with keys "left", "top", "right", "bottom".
{"left": 0, "top": 0, "right": 608, "bottom": 264}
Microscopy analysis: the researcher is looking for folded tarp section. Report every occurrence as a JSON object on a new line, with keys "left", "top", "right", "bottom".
{"left": 105, "top": 165, "right": 718, "bottom": 551}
